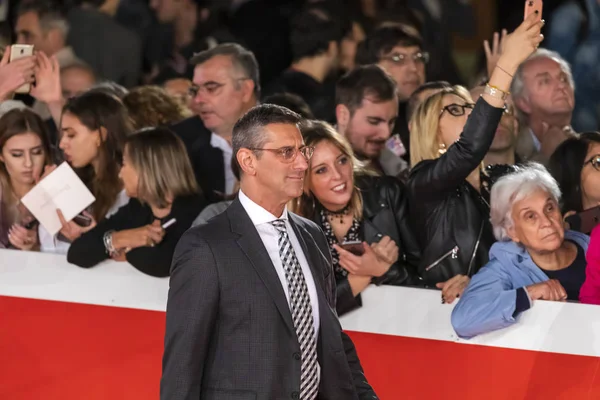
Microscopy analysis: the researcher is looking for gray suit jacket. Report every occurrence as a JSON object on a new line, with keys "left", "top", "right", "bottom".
{"left": 161, "top": 198, "right": 377, "bottom": 400}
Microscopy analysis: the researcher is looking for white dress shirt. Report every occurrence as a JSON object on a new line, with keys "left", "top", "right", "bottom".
{"left": 238, "top": 190, "right": 321, "bottom": 339}
{"left": 210, "top": 133, "right": 235, "bottom": 195}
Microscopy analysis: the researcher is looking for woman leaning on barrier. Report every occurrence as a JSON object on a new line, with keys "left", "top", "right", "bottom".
{"left": 451, "top": 163, "right": 590, "bottom": 339}
{"left": 67, "top": 127, "right": 207, "bottom": 277}
{"left": 290, "top": 120, "right": 421, "bottom": 316}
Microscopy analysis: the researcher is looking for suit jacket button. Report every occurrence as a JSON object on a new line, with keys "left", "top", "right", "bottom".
{"left": 293, "top": 352, "right": 301, "bottom": 361}
{"left": 291, "top": 392, "right": 299, "bottom": 400}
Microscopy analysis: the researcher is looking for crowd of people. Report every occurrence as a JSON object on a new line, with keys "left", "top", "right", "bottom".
{"left": 1, "top": 0, "right": 600, "bottom": 358}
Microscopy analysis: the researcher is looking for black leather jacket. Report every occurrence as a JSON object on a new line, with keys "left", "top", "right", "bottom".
{"left": 406, "top": 98, "right": 503, "bottom": 286}
{"left": 312, "top": 174, "right": 421, "bottom": 316}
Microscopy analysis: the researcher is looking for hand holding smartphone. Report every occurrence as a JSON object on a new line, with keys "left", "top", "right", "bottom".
{"left": 9, "top": 44, "right": 34, "bottom": 94}
{"left": 340, "top": 241, "right": 365, "bottom": 256}
{"left": 524, "top": 0, "right": 543, "bottom": 22}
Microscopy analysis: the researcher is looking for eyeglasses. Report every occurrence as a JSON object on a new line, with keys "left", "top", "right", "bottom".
{"left": 188, "top": 77, "right": 250, "bottom": 98}
{"left": 381, "top": 51, "right": 430, "bottom": 66}
{"left": 585, "top": 154, "right": 600, "bottom": 171}
{"left": 440, "top": 103, "right": 475, "bottom": 117}
{"left": 246, "top": 145, "right": 314, "bottom": 162}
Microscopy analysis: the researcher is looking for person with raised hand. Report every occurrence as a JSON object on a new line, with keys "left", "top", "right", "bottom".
{"left": 407, "top": 14, "right": 545, "bottom": 304}
{"left": 30, "top": 51, "right": 63, "bottom": 126}
{"left": 0, "top": 46, "right": 37, "bottom": 101}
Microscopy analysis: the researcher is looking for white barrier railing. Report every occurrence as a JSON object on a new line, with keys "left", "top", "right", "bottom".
{"left": 2, "top": 249, "right": 599, "bottom": 358}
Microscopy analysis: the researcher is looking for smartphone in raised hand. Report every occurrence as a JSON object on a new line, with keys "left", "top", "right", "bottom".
{"left": 9, "top": 44, "right": 34, "bottom": 94}
{"left": 524, "top": 0, "right": 543, "bottom": 22}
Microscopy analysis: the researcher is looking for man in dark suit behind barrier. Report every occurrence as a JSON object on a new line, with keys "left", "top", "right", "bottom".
{"left": 161, "top": 104, "right": 377, "bottom": 400}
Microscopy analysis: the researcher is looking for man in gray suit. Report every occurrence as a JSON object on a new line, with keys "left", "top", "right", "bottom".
{"left": 161, "top": 104, "right": 377, "bottom": 400}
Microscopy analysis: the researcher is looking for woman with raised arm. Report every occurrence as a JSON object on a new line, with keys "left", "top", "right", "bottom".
{"left": 407, "top": 14, "right": 544, "bottom": 304}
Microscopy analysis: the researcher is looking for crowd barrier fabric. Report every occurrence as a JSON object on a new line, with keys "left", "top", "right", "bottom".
{"left": 1, "top": 249, "right": 599, "bottom": 399}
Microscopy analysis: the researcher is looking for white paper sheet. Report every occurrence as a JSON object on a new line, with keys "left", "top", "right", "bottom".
{"left": 20, "top": 162, "right": 95, "bottom": 235}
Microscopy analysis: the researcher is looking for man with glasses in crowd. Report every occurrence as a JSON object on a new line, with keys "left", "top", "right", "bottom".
{"left": 161, "top": 104, "right": 377, "bottom": 400}
{"left": 356, "top": 25, "right": 429, "bottom": 166}
{"left": 171, "top": 43, "right": 259, "bottom": 203}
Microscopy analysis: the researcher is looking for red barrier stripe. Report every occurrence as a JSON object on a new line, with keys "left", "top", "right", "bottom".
{"left": 1, "top": 295, "right": 599, "bottom": 400}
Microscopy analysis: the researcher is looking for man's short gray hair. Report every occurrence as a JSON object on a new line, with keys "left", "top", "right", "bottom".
{"left": 510, "top": 48, "right": 574, "bottom": 124}
{"left": 490, "top": 162, "right": 562, "bottom": 242}
{"left": 232, "top": 104, "right": 302, "bottom": 175}
{"left": 190, "top": 43, "right": 261, "bottom": 98}
{"left": 17, "top": 0, "right": 69, "bottom": 38}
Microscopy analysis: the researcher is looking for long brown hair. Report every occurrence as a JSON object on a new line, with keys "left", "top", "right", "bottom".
{"left": 0, "top": 108, "right": 53, "bottom": 198}
{"left": 290, "top": 120, "right": 374, "bottom": 219}
{"left": 61, "top": 91, "right": 132, "bottom": 220}
{"left": 125, "top": 127, "right": 199, "bottom": 208}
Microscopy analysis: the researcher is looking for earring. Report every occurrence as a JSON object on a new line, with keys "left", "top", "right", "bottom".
{"left": 438, "top": 143, "right": 447, "bottom": 155}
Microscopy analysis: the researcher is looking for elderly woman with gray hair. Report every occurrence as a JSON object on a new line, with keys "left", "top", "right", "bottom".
{"left": 451, "top": 163, "right": 590, "bottom": 339}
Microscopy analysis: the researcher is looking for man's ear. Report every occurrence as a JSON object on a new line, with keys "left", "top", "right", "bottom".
{"left": 99, "top": 126, "right": 108, "bottom": 141}
{"left": 328, "top": 41, "right": 339, "bottom": 60}
{"left": 336, "top": 104, "right": 350, "bottom": 135}
{"left": 46, "top": 28, "right": 63, "bottom": 48}
{"left": 515, "top": 95, "right": 532, "bottom": 115}
{"left": 237, "top": 149, "right": 257, "bottom": 176}
{"left": 241, "top": 79, "right": 255, "bottom": 103}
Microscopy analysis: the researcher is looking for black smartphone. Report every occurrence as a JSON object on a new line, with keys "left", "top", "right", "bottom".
{"left": 341, "top": 241, "right": 365, "bottom": 256}
{"left": 23, "top": 219, "right": 39, "bottom": 230}
{"left": 565, "top": 206, "right": 600, "bottom": 234}
{"left": 73, "top": 213, "right": 92, "bottom": 227}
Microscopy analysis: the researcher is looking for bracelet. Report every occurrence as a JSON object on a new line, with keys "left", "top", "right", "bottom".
{"left": 495, "top": 64, "right": 514, "bottom": 78}
{"left": 103, "top": 230, "right": 116, "bottom": 255}
{"left": 484, "top": 84, "right": 509, "bottom": 101}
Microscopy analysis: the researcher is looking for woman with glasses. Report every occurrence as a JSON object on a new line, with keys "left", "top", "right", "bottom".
{"left": 290, "top": 120, "right": 421, "bottom": 316}
{"left": 549, "top": 132, "right": 600, "bottom": 234}
{"left": 406, "top": 16, "right": 544, "bottom": 304}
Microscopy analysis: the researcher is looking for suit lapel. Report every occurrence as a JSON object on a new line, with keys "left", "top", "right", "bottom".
{"left": 227, "top": 199, "right": 295, "bottom": 335}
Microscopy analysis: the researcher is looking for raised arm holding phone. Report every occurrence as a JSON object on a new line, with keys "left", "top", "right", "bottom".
{"left": 407, "top": 13, "right": 545, "bottom": 304}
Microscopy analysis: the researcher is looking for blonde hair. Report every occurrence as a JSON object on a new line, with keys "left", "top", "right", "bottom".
{"left": 290, "top": 120, "right": 375, "bottom": 219}
{"left": 410, "top": 85, "right": 473, "bottom": 166}
{"left": 125, "top": 127, "right": 199, "bottom": 208}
